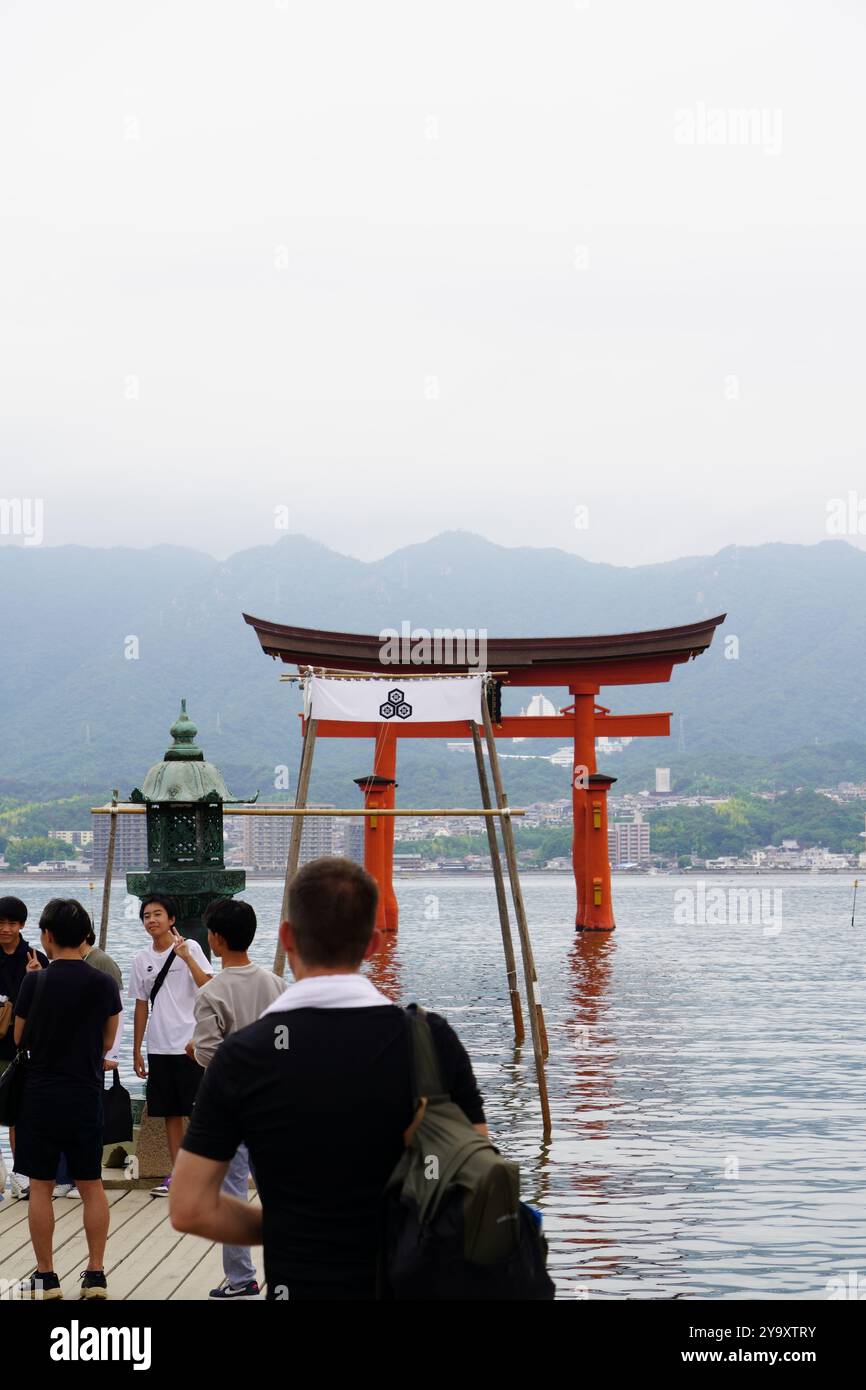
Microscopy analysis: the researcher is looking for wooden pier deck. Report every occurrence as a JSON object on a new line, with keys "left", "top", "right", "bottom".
{"left": 0, "top": 1183, "right": 260, "bottom": 1300}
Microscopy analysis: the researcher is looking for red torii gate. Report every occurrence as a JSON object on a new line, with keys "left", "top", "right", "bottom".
{"left": 243, "top": 613, "right": 725, "bottom": 931}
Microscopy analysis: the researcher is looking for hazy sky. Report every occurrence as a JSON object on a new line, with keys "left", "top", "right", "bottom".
{"left": 1, "top": 0, "right": 864, "bottom": 564}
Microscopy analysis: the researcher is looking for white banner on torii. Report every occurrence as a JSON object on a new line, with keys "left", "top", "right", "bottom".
{"left": 306, "top": 674, "right": 485, "bottom": 724}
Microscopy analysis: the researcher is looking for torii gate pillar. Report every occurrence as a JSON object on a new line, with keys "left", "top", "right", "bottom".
{"left": 353, "top": 774, "right": 397, "bottom": 934}
{"left": 571, "top": 685, "right": 616, "bottom": 931}
{"left": 373, "top": 728, "right": 399, "bottom": 933}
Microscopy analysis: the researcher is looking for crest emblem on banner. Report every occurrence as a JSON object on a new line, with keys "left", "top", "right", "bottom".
{"left": 379, "top": 689, "right": 413, "bottom": 720}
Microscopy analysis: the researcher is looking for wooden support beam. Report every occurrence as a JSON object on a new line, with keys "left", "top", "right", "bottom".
{"left": 480, "top": 697, "right": 552, "bottom": 1141}
{"left": 92, "top": 805, "right": 525, "bottom": 818}
{"left": 98, "top": 789, "right": 119, "bottom": 952}
{"left": 470, "top": 720, "right": 525, "bottom": 1045}
{"left": 273, "top": 718, "right": 318, "bottom": 977}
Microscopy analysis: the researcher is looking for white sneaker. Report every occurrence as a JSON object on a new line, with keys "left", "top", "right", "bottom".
{"left": 10, "top": 1173, "right": 30, "bottom": 1199}
{"left": 53, "top": 1184, "right": 75, "bottom": 1198}
{"left": 66, "top": 1187, "right": 82, "bottom": 1199}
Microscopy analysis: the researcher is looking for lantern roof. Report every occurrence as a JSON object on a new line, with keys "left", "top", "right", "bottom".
{"left": 130, "top": 699, "right": 249, "bottom": 804}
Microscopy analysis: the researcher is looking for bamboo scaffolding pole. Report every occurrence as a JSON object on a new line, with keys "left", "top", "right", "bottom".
{"left": 469, "top": 720, "right": 525, "bottom": 1045}
{"left": 98, "top": 789, "right": 118, "bottom": 951}
{"left": 480, "top": 694, "right": 552, "bottom": 1140}
{"left": 280, "top": 670, "right": 508, "bottom": 681}
{"left": 92, "top": 805, "right": 525, "bottom": 817}
{"left": 273, "top": 718, "right": 318, "bottom": 977}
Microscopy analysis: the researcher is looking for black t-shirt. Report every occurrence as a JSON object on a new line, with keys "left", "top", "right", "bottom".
{"left": 15, "top": 960, "right": 122, "bottom": 1093}
{"left": 0, "top": 938, "right": 50, "bottom": 1061}
{"left": 182, "top": 1005, "right": 485, "bottom": 1298}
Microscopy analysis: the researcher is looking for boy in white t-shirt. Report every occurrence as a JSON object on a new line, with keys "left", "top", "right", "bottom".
{"left": 129, "top": 894, "right": 213, "bottom": 1197}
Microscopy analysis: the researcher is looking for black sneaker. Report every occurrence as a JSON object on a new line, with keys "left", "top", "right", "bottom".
{"left": 209, "top": 1277, "right": 262, "bottom": 1300}
{"left": 79, "top": 1269, "right": 108, "bottom": 1300}
{"left": 18, "top": 1271, "right": 62, "bottom": 1300}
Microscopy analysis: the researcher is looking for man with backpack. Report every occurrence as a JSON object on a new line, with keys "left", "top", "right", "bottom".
{"left": 170, "top": 856, "right": 489, "bottom": 1300}
{"left": 129, "top": 893, "right": 212, "bottom": 1196}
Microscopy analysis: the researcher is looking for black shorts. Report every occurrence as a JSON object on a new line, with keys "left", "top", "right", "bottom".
{"left": 146, "top": 1053, "right": 203, "bottom": 1118}
{"left": 14, "top": 1084, "right": 104, "bottom": 1182}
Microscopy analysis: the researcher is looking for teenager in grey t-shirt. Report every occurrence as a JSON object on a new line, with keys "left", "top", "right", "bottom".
{"left": 190, "top": 899, "right": 286, "bottom": 1301}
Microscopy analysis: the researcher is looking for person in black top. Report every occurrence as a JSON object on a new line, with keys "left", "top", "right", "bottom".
{"left": 0, "top": 896, "right": 49, "bottom": 1196}
{"left": 13, "top": 899, "right": 122, "bottom": 1299}
{"left": 172, "top": 857, "right": 487, "bottom": 1300}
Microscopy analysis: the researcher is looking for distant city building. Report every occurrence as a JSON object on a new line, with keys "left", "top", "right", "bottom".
{"left": 242, "top": 806, "right": 340, "bottom": 870}
{"left": 549, "top": 747, "right": 573, "bottom": 767}
{"left": 91, "top": 812, "right": 148, "bottom": 873}
{"left": 49, "top": 829, "right": 93, "bottom": 847}
{"left": 595, "top": 736, "right": 633, "bottom": 756}
{"left": 608, "top": 812, "right": 650, "bottom": 865}
{"left": 25, "top": 860, "right": 82, "bottom": 874}
{"left": 512, "top": 693, "right": 558, "bottom": 740}
{"left": 804, "top": 848, "right": 850, "bottom": 869}
{"left": 655, "top": 768, "right": 671, "bottom": 794}
{"left": 394, "top": 852, "right": 426, "bottom": 872}
{"left": 524, "top": 799, "right": 571, "bottom": 826}
{"left": 343, "top": 818, "right": 365, "bottom": 866}
{"left": 758, "top": 840, "right": 854, "bottom": 871}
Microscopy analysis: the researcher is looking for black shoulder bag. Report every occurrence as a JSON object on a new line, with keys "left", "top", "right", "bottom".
{"left": 0, "top": 968, "right": 49, "bottom": 1126}
{"left": 102, "top": 1069, "right": 134, "bottom": 1145}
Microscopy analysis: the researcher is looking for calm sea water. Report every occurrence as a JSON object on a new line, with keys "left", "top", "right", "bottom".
{"left": 3, "top": 872, "right": 864, "bottom": 1301}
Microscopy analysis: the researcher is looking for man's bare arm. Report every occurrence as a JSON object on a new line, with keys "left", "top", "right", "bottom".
{"left": 133, "top": 998, "right": 148, "bottom": 1078}
{"left": 102, "top": 1012, "right": 121, "bottom": 1057}
{"left": 170, "top": 931, "right": 214, "bottom": 988}
{"left": 170, "top": 1150, "right": 262, "bottom": 1246}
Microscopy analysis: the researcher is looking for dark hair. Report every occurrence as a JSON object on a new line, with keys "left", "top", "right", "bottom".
{"left": 40, "top": 898, "right": 92, "bottom": 949}
{"left": 287, "top": 857, "right": 378, "bottom": 969}
{"left": 0, "top": 896, "right": 27, "bottom": 925}
{"left": 84, "top": 924, "right": 97, "bottom": 947}
{"left": 139, "top": 893, "right": 178, "bottom": 924}
{"left": 204, "top": 898, "right": 257, "bottom": 952}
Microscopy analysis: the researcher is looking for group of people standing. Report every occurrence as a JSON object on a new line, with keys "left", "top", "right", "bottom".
{"left": 1, "top": 857, "right": 488, "bottom": 1301}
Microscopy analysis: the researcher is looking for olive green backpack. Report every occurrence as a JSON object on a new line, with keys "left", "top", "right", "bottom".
{"left": 378, "top": 1005, "right": 554, "bottom": 1300}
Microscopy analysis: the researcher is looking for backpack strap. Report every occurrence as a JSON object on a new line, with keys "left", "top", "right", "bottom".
{"left": 405, "top": 1004, "right": 447, "bottom": 1102}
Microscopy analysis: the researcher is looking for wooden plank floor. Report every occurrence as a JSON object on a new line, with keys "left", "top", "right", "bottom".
{"left": 0, "top": 1185, "right": 261, "bottom": 1300}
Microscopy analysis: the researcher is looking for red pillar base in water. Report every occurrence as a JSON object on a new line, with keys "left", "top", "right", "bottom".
{"left": 353, "top": 774, "right": 396, "bottom": 934}
{"left": 574, "top": 772, "right": 617, "bottom": 932}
